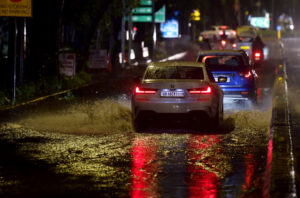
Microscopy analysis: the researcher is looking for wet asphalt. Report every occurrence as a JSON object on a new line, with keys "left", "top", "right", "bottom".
{"left": 0, "top": 39, "right": 282, "bottom": 198}
{"left": 281, "top": 37, "right": 300, "bottom": 197}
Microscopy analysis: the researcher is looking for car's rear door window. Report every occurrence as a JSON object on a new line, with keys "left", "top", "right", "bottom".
{"left": 144, "top": 66, "right": 204, "bottom": 80}
{"left": 201, "top": 55, "right": 244, "bottom": 68}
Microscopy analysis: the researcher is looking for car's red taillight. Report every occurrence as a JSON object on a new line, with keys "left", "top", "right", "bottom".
{"left": 238, "top": 71, "right": 252, "bottom": 78}
{"left": 135, "top": 86, "right": 157, "bottom": 94}
{"left": 188, "top": 86, "right": 212, "bottom": 94}
{"left": 232, "top": 43, "right": 237, "bottom": 48}
{"left": 221, "top": 40, "right": 227, "bottom": 46}
{"left": 254, "top": 52, "right": 262, "bottom": 61}
{"left": 254, "top": 52, "right": 261, "bottom": 57}
{"left": 218, "top": 31, "right": 224, "bottom": 36}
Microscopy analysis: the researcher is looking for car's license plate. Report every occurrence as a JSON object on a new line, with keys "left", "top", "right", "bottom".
{"left": 215, "top": 77, "right": 230, "bottom": 82}
{"left": 161, "top": 91, "right": 184, "bottom": 97}
{"left": 241, "top": 46, "right": 250, "bottom": 50}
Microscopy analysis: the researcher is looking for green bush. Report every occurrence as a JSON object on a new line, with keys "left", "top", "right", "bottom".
{"left": 16, "top": 82, "right": 36, "bottom": 99}
{"left": 0, "top": 91, "right": 10, "bottom": 106}
{"left": 62, "top": 71, "right": 92, "bottom": 89}
{"left": 0, "top": 70, "right": 93, "bottom": 106}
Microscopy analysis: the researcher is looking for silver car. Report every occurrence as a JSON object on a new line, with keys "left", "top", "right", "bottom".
{"left": 131, "top": 61, "right": 225, "bottom": 131}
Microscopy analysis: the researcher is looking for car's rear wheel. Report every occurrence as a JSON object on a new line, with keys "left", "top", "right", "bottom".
{"left": 212, "top": 105, "right": 223, "bottom": 129}
{"left": 218, "top": 105, "right": 224, "bottom": 126}
{"left": 250, "top": 90, "right": 258, "bottom": 105}
{"left": 133, "top": 116, "right": 146, "bottom": 132}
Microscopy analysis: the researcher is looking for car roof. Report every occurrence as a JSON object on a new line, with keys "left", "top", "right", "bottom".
{"left": 148, "top": 61, "right": 205, "bottom": 68}
{"left": 211, "top": 25, "right": 228, "bottom": 28}
{"left": 198, "top": 50, "right": 245, "bottom": 56}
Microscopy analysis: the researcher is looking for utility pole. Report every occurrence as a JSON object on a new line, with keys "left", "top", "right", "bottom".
{"left": 121, "top": 0, "right": 126, "bottom": 68}
{"left": 128, "top": 11, "right": 132, "bottom": 66}
{"left": 234, "top": 0, "right": 241, "bottom": 26}
{"left": 19, "top": 18, "right": 25, "bottom": 84}
{"left": 151, "top": 1, "right": 155, "bottom": 61}
{"left": 13, "top": 18, "right": 17, "bottom": 104}
{"left": 271, "top": 0, "right": 274, "bottom": 30}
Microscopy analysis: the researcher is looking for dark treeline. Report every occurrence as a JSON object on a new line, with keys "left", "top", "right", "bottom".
{"left": 0, "top": 0, "right": 299, "bottom": 90}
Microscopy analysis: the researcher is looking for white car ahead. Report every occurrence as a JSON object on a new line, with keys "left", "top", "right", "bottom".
{"left": 131, "top": 61, "right": 225, "bottom": 131}
{"left": 200, "top": 25, "right": 237, "bottom": 41}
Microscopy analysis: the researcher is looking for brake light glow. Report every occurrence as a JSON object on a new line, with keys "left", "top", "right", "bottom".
{"left": 218, "top": 31, "right": 224, "bottom": 35}
{"left": 189, "top": 87, "right": 212, "bottom": 94}
{"left": 135, "top": 86, "right": 157, "bottom": 94}
{"left": 239, "top": 71, "right": 252, "bottom": 78}
{"left": 254, "top": 52, "right": 262, "bottom": 61}
{"left": 221, "top": 40, "right": 227, "bottom": 46}
{"left": 254, "top": 52, "right": 261, "bottom": 58}
{"left": 232, "top": 43, "right": 237, "bottom": 48}
{"left": 232, "top": 30, "right": 237, "bottom": 35}
{"left": 245, "top": 71, "right": 252, "bottom": 78}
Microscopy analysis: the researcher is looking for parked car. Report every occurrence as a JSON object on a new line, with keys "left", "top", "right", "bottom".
{"left": 131, "top": 61, "right": 225, "bottom": 131}
{"left": 196, "top": 50, "right": 258, "bottom": 104}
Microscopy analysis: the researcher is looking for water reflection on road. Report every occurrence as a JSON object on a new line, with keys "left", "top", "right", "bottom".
{"left": 130, "top": 109, "right": 271, "bottom": 197}
{"left": 187, "top": 135, "right": 221, "bottom": 198}
{"left": 0, "top": 101, "right": 272, "bottom": 197}
{"left": 131, "top": 137, "right": 159, "bottom": 198}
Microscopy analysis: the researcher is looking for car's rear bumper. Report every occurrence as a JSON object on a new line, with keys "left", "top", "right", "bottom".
{"left": 223, "top": 90, "right": 255, "bottom": 101}
{"left": 132, "top": 99, "right": 217, "bottom": 120}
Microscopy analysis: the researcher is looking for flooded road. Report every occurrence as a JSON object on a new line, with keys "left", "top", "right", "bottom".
{"left": 0, "top": 102, "right": 271, "bottom": 197}
{"left": 0, "top": 39, "right": 279, "bottom": 197}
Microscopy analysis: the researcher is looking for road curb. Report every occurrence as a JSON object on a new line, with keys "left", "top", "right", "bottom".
{"left": 270, "top": 41, "right": 297, "bottom": 197}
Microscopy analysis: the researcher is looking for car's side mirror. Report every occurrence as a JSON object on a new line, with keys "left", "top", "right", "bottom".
{"left": 217, "top": 76, "right": 227, "bottom": 83}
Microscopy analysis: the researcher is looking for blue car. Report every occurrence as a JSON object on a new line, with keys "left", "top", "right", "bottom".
{"left": 196, "top": 50, "right": 258, "bottom": 103}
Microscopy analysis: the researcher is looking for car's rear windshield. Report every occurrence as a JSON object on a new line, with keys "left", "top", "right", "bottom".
{"left": 199, "top": 55, "right": 244, "bottom": 68}
{"left": 144, "top": 66, "right": 204, "bottom": 80}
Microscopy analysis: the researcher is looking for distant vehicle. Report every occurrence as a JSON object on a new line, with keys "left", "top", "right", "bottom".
{"left": 218, "top": 29, "right": 238, "bottom": 50}
{"left": 200, "top": 25, "right": 236, "bottom": 41}
{"left": 197, "top": 50, "right": 258, "bottom": 104}
{"left": 236, "top": 35, "right": 264, "bottom": 66}
{"left": 131, "top": 61, "right": 225, "bottom": 131}
{"left": 278, "top": 13, "right": 294, "bottom": 32}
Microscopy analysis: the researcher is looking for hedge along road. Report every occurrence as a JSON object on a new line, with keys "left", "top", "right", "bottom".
{"left": 0, "top": 39, "right": 282, "bottom": 198}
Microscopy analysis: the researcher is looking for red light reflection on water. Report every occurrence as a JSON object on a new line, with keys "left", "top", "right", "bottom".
{"left": 130, "top": 137, "right": 158, "bottom": 198}
{"left": 257, "top": 88, "right": 262, "bottom": 102}
{"left": 263, "top": 128, "right": 273, "bottom": 198}
{"left": 242, "top": 153, "right": 255, "bottom": 190}
{"left": 187, "top": 135, "right": 221, "bottom": 198}
{"left": 243, "top": 128, "right": 273, "bottom": 197}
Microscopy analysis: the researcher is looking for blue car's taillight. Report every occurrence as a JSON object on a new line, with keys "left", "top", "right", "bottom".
{"left": 238, "top": 71, "right": 252, "bottom": 78}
